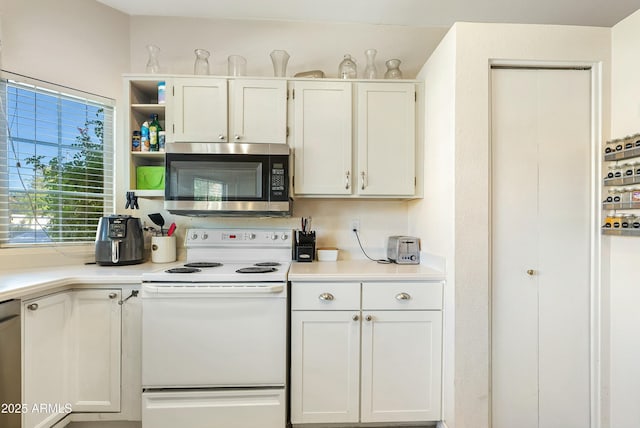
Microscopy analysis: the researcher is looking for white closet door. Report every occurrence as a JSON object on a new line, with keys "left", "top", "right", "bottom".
{"left": 491, "top": 67, "right": 592, "bottom": 428}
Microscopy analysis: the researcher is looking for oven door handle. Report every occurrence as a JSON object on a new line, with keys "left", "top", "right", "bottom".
{"left": 142, "top": 283, "right": 285, "bottom": 295}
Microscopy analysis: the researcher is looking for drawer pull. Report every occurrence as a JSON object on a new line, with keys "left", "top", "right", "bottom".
{"left": 365, "top": 315, "right": 373, "bottom": 322}
{"left": 319, "top": 293, "right": 335, "bottom": 301}
{"left": 352, "top": 314, "right": 360, "bottom": 321}
{"left": 395, "top": 292, "right": 412, "bottom": 301}
{"left": 27, "top": 303, "right": 39, "bottom": 311}
{"left": 108, "top": 292, "right": 118, "bottom": 299}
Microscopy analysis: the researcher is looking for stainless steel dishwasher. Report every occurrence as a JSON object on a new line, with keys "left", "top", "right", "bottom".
{"left": 0, "top": 300, "right": 21, "bottom": 428}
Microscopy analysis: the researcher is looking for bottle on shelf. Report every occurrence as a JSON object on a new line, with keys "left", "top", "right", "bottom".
{"left": 149, "top": 114, "right": 162, "bottom": 152}
{"left": 141, "top": 120, "right": 150, "bottom": 152}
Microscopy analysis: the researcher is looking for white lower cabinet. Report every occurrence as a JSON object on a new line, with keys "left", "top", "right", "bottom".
{"left": 22, "top": 288, "right": 122, "bottom": 428}
{"left": 290, "top": 281, "right": 443, "bottom": 425}
{"left": 23, "top": 292, "right": 73, "bottom": 428}
{"left": 70, "top": 289, "right": 122, "bottom": 412}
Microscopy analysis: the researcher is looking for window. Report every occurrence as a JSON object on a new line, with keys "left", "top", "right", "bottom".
{"left": 0, "top": 75, "right": 114, "bottom": 245}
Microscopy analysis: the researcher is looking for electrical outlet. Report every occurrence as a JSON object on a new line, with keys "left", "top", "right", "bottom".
{"left": 350, "top": 219, "right": 360, "bottom": 233}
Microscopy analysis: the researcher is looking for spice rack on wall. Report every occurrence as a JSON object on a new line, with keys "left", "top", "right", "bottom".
{"left": 602, "top": 134, "right": 640, "bottom": 236}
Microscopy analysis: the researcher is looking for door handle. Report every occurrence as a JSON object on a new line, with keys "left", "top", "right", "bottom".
{"left": 345, "top": 171, "right": 350, "bottom": 190}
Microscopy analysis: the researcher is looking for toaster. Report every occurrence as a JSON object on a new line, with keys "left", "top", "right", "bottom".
{"left": 387, "top": 236, "right": 421, "bottom": 264}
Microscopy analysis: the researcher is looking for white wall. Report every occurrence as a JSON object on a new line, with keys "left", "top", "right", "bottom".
{"left": 410, "top": 28, "right": 457, "bottom": 426}
{"left": 410, "top": 22, "right": 611, "bottom": 428}
{"left": 128, "top": 16, "right": 447, "bottom": 79}
{"left": 608, "top": 9, "right": 640, "bottom": 428}
{"left": 0, "top": 0, "right": 129, "bottom": 99}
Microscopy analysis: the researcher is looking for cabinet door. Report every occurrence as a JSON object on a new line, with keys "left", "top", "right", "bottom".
{"left": 356, "top": 83, "right": 416, "bottom": 196}
{"left": 171, "top": 77, "right": 227, "bottom": 142}
{"left": 229, "top": 79, "right": 287, "bottom": 144}
{"left": 23, "top": 292, "right": 73, "bottom": 428}
{"left": 290, "top": 310, "right": 360, "bottom": 424}
{"left": 361, "top": 310, "right": 442, "bottom": 423}
{"left": 292, "top": 81, "right": 352, "bottom": 195}
{"left": 71, "top": 289, "right": 121, "bottom": 412}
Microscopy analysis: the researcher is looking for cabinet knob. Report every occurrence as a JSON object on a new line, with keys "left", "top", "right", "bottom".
{"left": 352, "top": 314, "right": 360, "bottom": 321}
{"left": 108, "top": 292, "right": 118, "bottom": 299}
{"left": 395, "top": 292, "right": 411, "bottom": 301}
{"left": 365, "top": 314, "right": 373, "bottom": 322}
{"left": 27, "top": 303, "right": 38, "bottom": 311}
{"left": 234, "top": 134, "right": 241, "bottom": 140}
{"left": 526, "top": 269, "right": 535, "bottom": 276}
{"left": 218, "top": 134, "right": 226, "bottom": 141}
{"left": 319, "top": 293, "right": 335, "bottom": 301}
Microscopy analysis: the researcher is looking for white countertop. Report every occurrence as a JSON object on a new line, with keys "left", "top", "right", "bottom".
{"left": 289, "top": 259, "right": 445, "bottom": 282}
{"left": 1, "top": 258, "right": 445, "bottom": 301}
{"left": 0, "top": 262, "right": 175, "bottom": 301}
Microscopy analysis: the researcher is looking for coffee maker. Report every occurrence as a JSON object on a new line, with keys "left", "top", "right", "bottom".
{"left": 95, "top": 215, "right": 144, "bottom": 266}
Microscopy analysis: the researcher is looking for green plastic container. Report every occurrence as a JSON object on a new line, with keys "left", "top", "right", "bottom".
{"left": 136, "top": 166, "right": 165, "bottom": 190}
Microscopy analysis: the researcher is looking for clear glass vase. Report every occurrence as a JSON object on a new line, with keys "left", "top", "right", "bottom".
{"left": 228, "top": 55, "right": 247, "bottom": 76}
{"left": 194, "top": 49, "right": 210, "bottom": 75}
{"left": 363, "top": 49, "right": 378, "bottom": 79}
{"left": 384, "top": 59, "right": 403, "bottom": 79}
{"left": 270, "top": 50, "right": 290, "bottom": 77}
{"left": 339, "top": 54, "right": 357, "bottom": 79}
{"left": 146, "top": 45, "right": 160, "bottom": 74}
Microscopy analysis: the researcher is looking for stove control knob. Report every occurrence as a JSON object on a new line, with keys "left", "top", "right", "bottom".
{"left": 281, "top": 233, "right": 289, "bottom": 241}
{"left": 191, "top": 233, "right": 198, "bottom": 240}
{"left": 271, "top": 233, "right": 278, "bottom": 240}
{"left": 202, "top": 233, "right": 209, "bottom": 240}
{"left": 248, "top": 233, "right": 256, "bottom": 240}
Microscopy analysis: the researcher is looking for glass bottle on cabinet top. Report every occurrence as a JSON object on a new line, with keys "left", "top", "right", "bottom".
{"left": 270, "top": 50, "right": 290, "bottom": 77}
{"left": 384, "top": 59, "right": 403, "bottom": 79}
{"left": 194, "top": 49, "right": 211, "bottom": 75}
{"left": 339, "top": 54, "right": 357, "bottom": 79}
{"left": 364, "top": 49, "right": 378, "bottom": 79}
{"left": 146, "top": 45, "right": 160, "bottom": 74}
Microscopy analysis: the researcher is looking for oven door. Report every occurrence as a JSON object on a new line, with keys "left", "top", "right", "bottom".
{"left": 141, "top": 283, "right": 287, "bottom": 388}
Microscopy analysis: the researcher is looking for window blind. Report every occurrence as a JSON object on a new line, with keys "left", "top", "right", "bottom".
{"left": 0, "top": 76, "right": 114, "bottom": 245}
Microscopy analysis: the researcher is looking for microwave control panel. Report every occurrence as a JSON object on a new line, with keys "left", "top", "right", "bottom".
{"left": 270, "top": 157, "right": 289, "bottom": 201}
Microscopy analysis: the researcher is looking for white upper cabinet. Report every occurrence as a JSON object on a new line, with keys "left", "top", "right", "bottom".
{"left": 229, "top": 79, "right": 287, "bottom": 144}
{"left": 168, "top": 77, "right": 287, "bottom": 144}
{"left": 356, "top": 83, "right": 416, "bottom": 196}
{"left": 290, "top": 80, "right": 417, "bottom": 198}
{"left": 170, "top": 77, "right": 228, "bottom": 143}
{"left": 291, "top": 81, "right": 353, "bottom": 195}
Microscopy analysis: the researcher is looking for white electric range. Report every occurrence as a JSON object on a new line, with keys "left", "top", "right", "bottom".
{"left": 141, "top": 228, "right": 292, "bottom": 428}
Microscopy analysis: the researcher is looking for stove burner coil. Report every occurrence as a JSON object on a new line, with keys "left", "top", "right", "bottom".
{"left": 254, "top": 262, "right": 281, "bottom": 267}
{"left": 184, "top": 262, "right": 223, "bottom": 268}
{"left": 236, "top": 266, "right": 278, "bottom": 274}
{"left": 165, "top": 267, "right": 202, "bottom": 274}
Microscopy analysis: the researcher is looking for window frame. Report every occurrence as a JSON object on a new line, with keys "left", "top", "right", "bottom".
{"left": 0, "top": 72, "right": 116, "bottom": 247}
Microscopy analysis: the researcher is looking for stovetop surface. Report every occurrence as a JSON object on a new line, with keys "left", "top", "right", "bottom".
{"left": 143, "top": 228, "right": 293, "bottom": 283}
{"left": 142, "top": 260, "right": 291, "bottom": 283}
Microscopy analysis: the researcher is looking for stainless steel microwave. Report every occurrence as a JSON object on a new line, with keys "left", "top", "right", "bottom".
{"left": 164, "top": 143, "right": 291, "bottom": 216}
